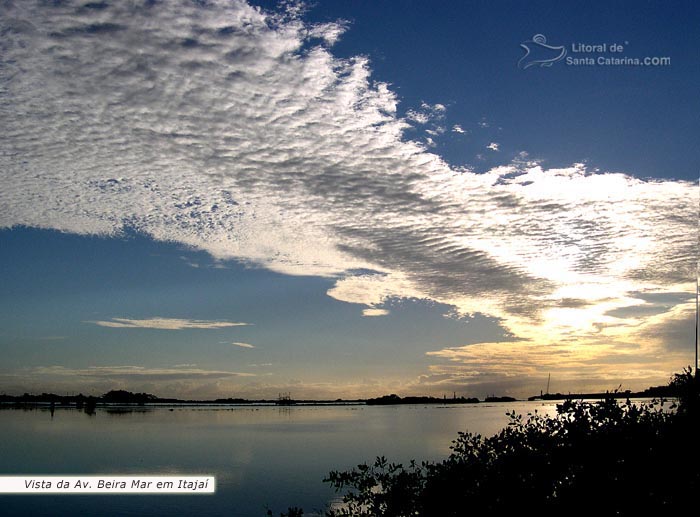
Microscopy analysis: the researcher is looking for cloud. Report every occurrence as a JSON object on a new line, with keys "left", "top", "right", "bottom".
{"left": 2, "top": 365, "right": 265, "bottom": 398}
{"left": 14, "top": 366, "right": 410, "bottom": 399}
{"left": 362, "top": 308, "right": 390, "bottom": 317}
{"left": 0, "top": 0, "right": 696, "bottom": 391}
{"left": 487, "top": 142, "right": 500, "bottom": 151}
{"left": 452, "top": 125, "right": 466, "bottom": 134}
{"left": 89, "top": 318, "right": 249, "bottom": 330}
{"left": 231, "top": 342, "right": 255, "bottom": 348}
{"left": 31, "top": 365, "right": 256, "bottom": 381}
{"left": 406, "top": 110, "right": 431, "bottom": 124}
{"left": 406, "top": 102, "right": 447, "bottom": 125}
{"left": 307, "top": 20, "right": 348, "bottom": 46}
{"left": 425, "top": 127, "right": 446, "bottom": 137}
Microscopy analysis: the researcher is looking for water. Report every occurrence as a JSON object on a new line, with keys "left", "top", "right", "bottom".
{"left": 0, "top": 402, "right": 560, "bottom": 516}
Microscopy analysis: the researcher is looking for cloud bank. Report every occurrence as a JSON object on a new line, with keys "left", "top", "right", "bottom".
{"left": 90, "top": 317, "right": 249, "bottom": 330}
{"left": 1, "top": 0, "right": 696, "bottom": 393}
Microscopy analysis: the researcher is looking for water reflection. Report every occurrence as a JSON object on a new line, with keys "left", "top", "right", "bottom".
{"left": 103, "top": 407, "right": 153, "bottom": 416}
{"left": 1, "top": 402, "right": 568, "bottom": 516}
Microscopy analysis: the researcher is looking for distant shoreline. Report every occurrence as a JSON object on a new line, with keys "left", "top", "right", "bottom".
{"left": 527, "top": 384, "right": 679, "bottom": 401}
{"left": 0, "top": 383, "right": 680, "bottom": 408}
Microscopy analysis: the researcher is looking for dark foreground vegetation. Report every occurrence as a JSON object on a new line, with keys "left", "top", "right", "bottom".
{"left": 272, "top": 368, "right": 700, "bottom": 517}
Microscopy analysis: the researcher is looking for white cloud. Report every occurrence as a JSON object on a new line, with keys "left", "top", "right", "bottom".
{"left": 406, "top": 102, "right": 447, "bottom": 125}
{"left": 307, "top": 21, "right": 347, "bottom": 46}
{"left": 0, "top": 0, "right": 696, "bottom": 390}
{"left": 487, "top": 142, "right": 500, "bottom": 151}
{"left": 362, "top": 308, "right": 390, "bottom": 317}
{"left": 452, "top": 125, "right": 466, "bottom": 134}
{"left": 406, "top": 110, "right": 431, "bottom": 124}
{"left": 90, "top": 318, "right": 249, "bottom": 330}
{"left": 231, "top": 342, "right": 256, "bottom": 348}
{"left": 31, "top": 365, "right": 256, "bottom": 380}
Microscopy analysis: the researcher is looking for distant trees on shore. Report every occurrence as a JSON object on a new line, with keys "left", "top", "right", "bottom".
{"left": 0, "top": 389, "right": 160, "bottom": 406}
{"left": 366, "top": 394, "right": 479, "bottom": 405}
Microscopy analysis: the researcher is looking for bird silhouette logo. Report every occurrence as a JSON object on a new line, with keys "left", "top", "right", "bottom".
{"left": 518, "top": 34, "right": 567, "bottom": 69}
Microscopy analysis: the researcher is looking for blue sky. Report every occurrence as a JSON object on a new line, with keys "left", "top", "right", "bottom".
{"left": 0, "top": 0, "right": 698, "bottom": 398}
{"left": 302, "top": 0, "right": 699, "bottom": 181}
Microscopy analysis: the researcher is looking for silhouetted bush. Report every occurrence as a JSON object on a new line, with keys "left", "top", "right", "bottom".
{"left": 323, "top": 369, "right": 700, "bottom": 516}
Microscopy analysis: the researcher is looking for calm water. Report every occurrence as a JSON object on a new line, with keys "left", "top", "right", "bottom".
{"left": 0, "top": 402, "right": 561, "bottom": 516}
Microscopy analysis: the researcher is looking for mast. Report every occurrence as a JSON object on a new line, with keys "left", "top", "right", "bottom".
{"left": 695, "top": 266, "right": 700, "bottom": 379}
{"left": 696, "top": 174, "right": 699, "bottom": 378}
{"left": 546, "top": 373, "right": 551, "bottom": 395}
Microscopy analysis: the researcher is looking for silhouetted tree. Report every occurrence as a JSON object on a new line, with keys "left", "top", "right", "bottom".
{"left": 101, "top": 390, "right": 157, "bottom": 404}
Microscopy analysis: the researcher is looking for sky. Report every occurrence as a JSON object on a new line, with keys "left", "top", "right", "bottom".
{"left": 1, "top": 0, "right": 698, "bottom": 399}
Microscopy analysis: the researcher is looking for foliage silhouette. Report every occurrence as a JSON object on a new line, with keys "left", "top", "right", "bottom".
{"left": 322, "top": 369, "right": 699, "bottom": 516}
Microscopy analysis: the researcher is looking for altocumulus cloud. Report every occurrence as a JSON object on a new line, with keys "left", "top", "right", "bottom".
{"left": 1, "top": 0, "right": 697, "bottom": 391}
{"left": 89, "top": 318, "right": 249, "bottom": 330}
